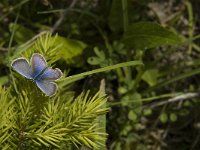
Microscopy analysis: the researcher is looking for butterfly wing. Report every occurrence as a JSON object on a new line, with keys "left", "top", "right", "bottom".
{"left": 36, "top": 68, "right": 62, "bottom": 96}
{"left": 31, "top": 53, "right": 47, "bottom": 77}
{"left": 40, "top": 68, "right": 63, "bottom": 81}
{"left": 36, "top": 80, "right": 57, "bottom": 96}
{"left": 11, "top": 58, "right": 33, "bottom": 79}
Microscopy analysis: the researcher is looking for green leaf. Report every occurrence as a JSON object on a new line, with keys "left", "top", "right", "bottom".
{"left": 159, "top": 113, "right": 168, "bottom": 123}
{"left": 54, "top": 36, "right": 87, "bottom": 65}
{"left": 121, "top": 92, "right": 142, "bottom": 112}
{"left": 122, "top": 22, "right": 183, "bottom": 49}
{"left": 87, "top": 47, "right": 105, "bottom": 65}
{"left": 128, "top": 110, "right": 137, "bottom": 121}
{"left": 141, "top": 69, "right": 159, "bottom": 86}
{"left": 170, "top": 113, "right": 177, "bottom": 122}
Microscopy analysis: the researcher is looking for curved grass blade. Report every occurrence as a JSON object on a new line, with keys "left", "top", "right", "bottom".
{"left": 58, "top": 60, "right": 143, "bottom": 86}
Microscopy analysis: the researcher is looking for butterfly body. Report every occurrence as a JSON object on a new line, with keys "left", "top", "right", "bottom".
{"left": 11, "top": 53, "right": 63, "bottom": 96}
{"left": 32, "top": 67, "right": 48, "bottom": 81}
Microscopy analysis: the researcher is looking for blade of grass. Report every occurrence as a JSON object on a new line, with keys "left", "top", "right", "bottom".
{"left": 58, "top": 60, "right": 143, "bottom": 86}
{"left": 8, "top": 10, "right": 20, "bottom": 94}
{"left": 185, "top": 1, "right": 194, "bottom": 54}
{"left": 144, "top": 67, "right": 200, "bottom": 93}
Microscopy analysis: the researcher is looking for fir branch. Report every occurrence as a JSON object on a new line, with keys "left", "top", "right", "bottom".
{"left": 22, "top": 32, "right": 62, "bottom": 65}
{"left": 0, "top": 87, "right": 16, "bottom": 149}
{"left": 64, "top": 91, "right": 108, "bottom": 149}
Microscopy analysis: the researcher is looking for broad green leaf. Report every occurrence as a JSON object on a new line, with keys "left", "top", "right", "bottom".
{"left": 54, "top": 36, "right": 87, "bottom": 65}
{"left": 142, "top": 69, "right": 159, "bottom": 86}
{"left": 122, "top": 22, "right": 183, "bottom": 49}
{"left": 9, "top": 23, "right": 35, "bottom": 44}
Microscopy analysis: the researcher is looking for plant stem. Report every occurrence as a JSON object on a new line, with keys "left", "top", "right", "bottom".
{"left": 109, "top": 92, "right": 181, "bottom": 106}
{"left": 122, "top": 0, "right": 129, "bottom": 33}
{"left": 60, "top": 61, "right": 143, "bottom": 85}
{"left": 185, "top": 1, "right": 194, "bottom": 54}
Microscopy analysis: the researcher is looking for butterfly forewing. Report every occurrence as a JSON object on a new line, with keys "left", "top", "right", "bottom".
{"left": 31, "top": 53, "right": 47, "bottom": 77}
{"left": 40, "top": 68, "right": 63, "bottom": 81}
{"left": 11, "top": 58, "right": 33, "bottom": 79}
{"left": 36, "top": 80, "right": 57, "bottom": 96}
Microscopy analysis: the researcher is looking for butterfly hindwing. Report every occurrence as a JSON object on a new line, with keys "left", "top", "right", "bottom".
{"left": 41, "top": 68, "right": 63, "bottom": 81}
{"left": 31, "top": 53, "right": 47, "bottom": 77}
{"left": 11, "top": 58, "right": 33, "bottom": 79}
{"left": 36, "top": 80, "right": 57, "bottom": 96}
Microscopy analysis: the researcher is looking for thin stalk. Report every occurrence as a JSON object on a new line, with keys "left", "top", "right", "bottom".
{"left": 109, "top": 92, "right": 181, "bottom": 106}
{"left": 122, "top": 0, "right": 132, "bottom": 84}
{"left": 131, "top": 50, "right": 144, "bottom": 92}
{"left": 144, "top": 67, "right": 200, "bottom": 93}
{"left": 185, "top": 1, "right": 194, "bottom": 54}
{"left": 122, "top": 0, "right": 129, "bottom": 33}
{"left": 59, "top": 61, "right": 143, "bottom": 85}
{"left": 9, "top": 10, "right": 20, "bottom": 94}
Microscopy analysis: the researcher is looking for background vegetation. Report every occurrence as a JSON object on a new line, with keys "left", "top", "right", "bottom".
{"left": 1, "top": 0, "right": 200, "bottom": 149}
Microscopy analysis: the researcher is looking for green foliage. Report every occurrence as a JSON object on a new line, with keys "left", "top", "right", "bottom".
{"left": 141, "top": 69, "right": 159, "bottom": 86}
{"left": 0, "top": 84, "right": 108, "bottom": 149}
{"left": 11, "top": 32, "right": 86, "bottom": 66}
{"left": 1, "top": 0, "right": 200, "bottom": 149}
{"left": 54, "top": 36, "right": 87, "bottom": 66}
{"left": 1, "top": 30, "right": 143, "bottom": 149}
{"left": 1, "top": 32, "right": 112, "bottom": 149}
{"left": 0, "top": 87, "right": 15, "bottom": 149}
{"left": 122, "top": 22, "right": 183, "bottom": 49}
{"left": 87, "top": 47, "right": 106, "bottom": 66}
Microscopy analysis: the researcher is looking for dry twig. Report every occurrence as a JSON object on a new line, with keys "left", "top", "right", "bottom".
{"left": 51, "top": 0, "right": 77, "bottom": 33}
{"left": 143, "top": 92, "right": 200, "bottom": 109}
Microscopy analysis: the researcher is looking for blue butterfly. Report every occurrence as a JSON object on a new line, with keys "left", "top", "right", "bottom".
{"left": 11, "top": 53, "right": 63, "bottom": 96}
